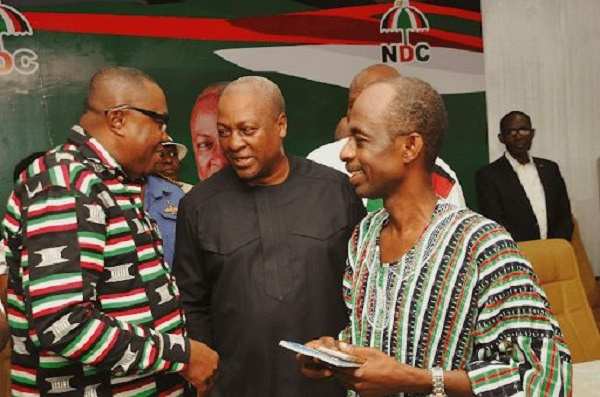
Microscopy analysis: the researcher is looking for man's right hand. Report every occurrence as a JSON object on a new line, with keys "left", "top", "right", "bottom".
{"left": 296, "top": 336, "right": 340, "bottom": 381}
{"left": 181, "top": 339, "right": 219, "bottom": 396}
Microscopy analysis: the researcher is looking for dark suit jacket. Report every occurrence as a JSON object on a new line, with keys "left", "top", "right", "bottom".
{"left": 476, "top": 155, "right": 573, "bottom": 242}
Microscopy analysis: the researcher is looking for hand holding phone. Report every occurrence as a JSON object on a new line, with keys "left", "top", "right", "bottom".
{"left": 316, "top": 346, "right": 366, "bottom": 364}
{"left": 280, "top": 340, "right": 364, "bottom": 368}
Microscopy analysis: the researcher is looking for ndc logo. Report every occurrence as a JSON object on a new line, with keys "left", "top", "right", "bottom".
{"left": 380, "top": 0, "right": 430, "bottom": 63}
{"left": 0, "top": 1, "right": 39, "bottom": 75}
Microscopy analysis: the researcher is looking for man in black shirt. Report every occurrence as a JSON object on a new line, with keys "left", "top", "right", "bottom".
{"left": 173, "top": 76, "right": 365, "bottom": 397}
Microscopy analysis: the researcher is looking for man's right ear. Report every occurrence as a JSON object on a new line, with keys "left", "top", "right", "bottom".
{"left": 106, "top": 109, "right": 127, "bottom": 137}
{"left": 498, "top": 133, "right": 505, "bottom": 144}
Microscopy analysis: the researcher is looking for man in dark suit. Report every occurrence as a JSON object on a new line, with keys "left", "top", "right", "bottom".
{"left": 476, "top": 110, "right": 573, "bottom": 242}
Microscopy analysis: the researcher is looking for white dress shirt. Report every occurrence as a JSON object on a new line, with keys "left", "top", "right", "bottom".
{"left": 505, "top": 152, "right": 548, "bottom": 239}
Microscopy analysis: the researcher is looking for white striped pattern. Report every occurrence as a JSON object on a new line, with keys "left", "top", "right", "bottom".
{"left": 155, "top": 314, "right": 179, "bottom": 333}
{"left": 107, "top": 219, "right": 129, "bottom": 234}
{"left": 30, "top": 274, "right": 81, "bottom": 294}
{"left": 28, "top": 196, "right": 74, "bottom": 215}
{"left": 105, "top": 238, "right": 136, "bottom": 254}
{"left": 112, "top": 309, "right": 152, "bottom": 324}
{"left": 11, "top": 367, "right": 35, "bottom": 382}
{"left": 344, "top": 203, "right": 571, "bottom": 396}
{"left": 83, "top": 327, "right": 119, "bottom": 363}
{"left": 28, "top": 214, "right": 77, "bottom": 234}
{"left": 101, "top": 290, "right": 147, "bottom": 308}
{"left": 79, "top": 234, "right": 105, "bottom": 250}
{"left": 32, "top": 293, "right": 82, "bottom": 317}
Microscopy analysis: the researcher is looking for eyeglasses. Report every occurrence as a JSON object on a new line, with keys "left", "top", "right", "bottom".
{"left": 502, "top": 128, "right": 534, "bottom": 137}
{"left": 105, "top": 105, "right": 169, "bottom": 131}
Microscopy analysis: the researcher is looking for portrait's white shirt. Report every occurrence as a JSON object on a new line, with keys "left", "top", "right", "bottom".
{"left": 306, "top": 138, "right": 349, "bottom": 174}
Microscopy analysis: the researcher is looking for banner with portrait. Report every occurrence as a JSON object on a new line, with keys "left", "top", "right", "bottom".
{"left": 0, "top": 0, "right": 485, "bottom": 210}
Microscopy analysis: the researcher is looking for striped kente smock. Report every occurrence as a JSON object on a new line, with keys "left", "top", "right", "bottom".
{"left": 2, "top": 126, "right": 189, "bottom": 396}
{"left": 341, "top": 203, "right": 572, "bottom": 396}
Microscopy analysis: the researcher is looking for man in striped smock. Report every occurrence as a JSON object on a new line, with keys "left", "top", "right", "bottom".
{"left": 298, "top": 77, "right": 572, "bottom": 396}
{"left": 2, "top": 67, "right": 218, "bottom": 396}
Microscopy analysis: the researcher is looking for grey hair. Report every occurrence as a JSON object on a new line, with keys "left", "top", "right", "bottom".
{"left": 382, "top": 76, "right": 447, "bottom": 172}
{"left": 224, "top": 76, "right": 286, "bottom": 116}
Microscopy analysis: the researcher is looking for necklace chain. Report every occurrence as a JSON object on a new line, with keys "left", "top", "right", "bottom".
{"left": 155, "top": 173, "right": 184, "bottom": 188}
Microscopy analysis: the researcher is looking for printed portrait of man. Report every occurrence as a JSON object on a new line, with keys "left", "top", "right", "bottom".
{"left": 189, "top": 81, "right": 229, "bottom": 180}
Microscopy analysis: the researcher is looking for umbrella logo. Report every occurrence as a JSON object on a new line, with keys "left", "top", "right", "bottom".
{"left": 380, "top": 0, "right": 431, "bottom": 63}
{"left": 0, "top": 1, "right": 39, "bottom": 75}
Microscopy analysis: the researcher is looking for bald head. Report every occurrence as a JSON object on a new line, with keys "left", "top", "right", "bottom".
{"left": 222, "top": 76, "right": 285, "bottom": 118}
{"left": 79, "top": 67, "right": 168, "bottom": 179}
{"left": 217, "top": 76, "right": 289, "bottom": 186}
{"left": 84, "top": 67, "right": 159, "bottom": 113}
{"left": 348, "top": 64, "right": 400, "bottom": 112}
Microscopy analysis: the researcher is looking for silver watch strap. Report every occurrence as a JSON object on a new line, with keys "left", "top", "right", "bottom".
{"left": 430, "top": 367, "right": 447, "bottom": 397}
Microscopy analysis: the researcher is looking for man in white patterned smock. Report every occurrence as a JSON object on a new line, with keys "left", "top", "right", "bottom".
{"left": 297, "top": 77, "right": 571, "bottom": 396}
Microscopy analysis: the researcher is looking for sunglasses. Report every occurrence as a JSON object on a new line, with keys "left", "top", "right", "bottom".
{"left": 105, "top": 105, "right": 169, "bottom": 131}
{"left": 501, "top": 128, "right": 534, "bottom": 137}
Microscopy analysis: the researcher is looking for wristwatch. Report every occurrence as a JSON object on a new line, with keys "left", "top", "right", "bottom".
{"left": 430, "top": 367, "right": 447, "bottom": 397}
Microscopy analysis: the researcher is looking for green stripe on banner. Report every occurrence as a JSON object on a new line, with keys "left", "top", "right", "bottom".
{"left": 0, "top": 0, "right": 486, "bottom": 221}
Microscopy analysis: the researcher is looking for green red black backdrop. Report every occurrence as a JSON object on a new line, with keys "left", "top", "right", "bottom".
{"left": 0, "top": 0, "right": 485, "bottom": 211}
